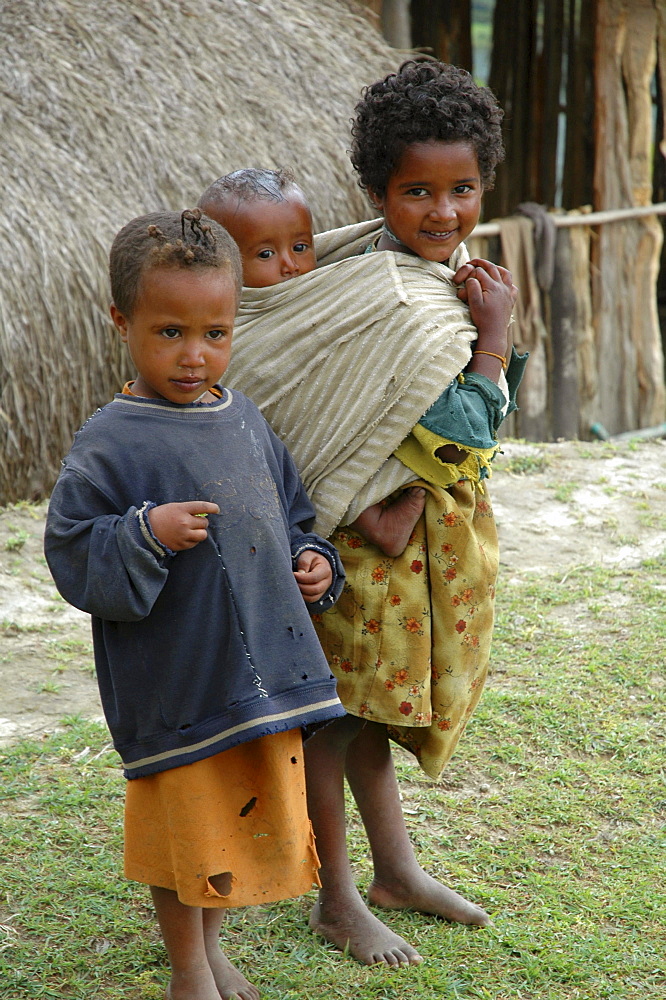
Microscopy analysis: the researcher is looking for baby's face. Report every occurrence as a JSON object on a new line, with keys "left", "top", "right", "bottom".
{"left": 212, "top": 192, "right": 316, "bottom": 287}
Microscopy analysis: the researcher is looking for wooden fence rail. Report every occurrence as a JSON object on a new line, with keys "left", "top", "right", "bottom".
{"left": 473, "top": 202, "right": 666, "bottom": 238}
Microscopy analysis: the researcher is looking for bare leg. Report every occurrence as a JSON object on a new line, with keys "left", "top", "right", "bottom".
{"left": 151, "top": 886, "right": 220, "bottom": 1000}
{"left": 150, "top": 886, "right": 258, "bottom": 1000}
{"left": 202, "top": 908, "right": 259, "bottom": 1000}
{"left": 304, "top": 716, "right": 423, "bottom": 966}
{"left": 345, "top": 723, "right": 490, "bottom": 926}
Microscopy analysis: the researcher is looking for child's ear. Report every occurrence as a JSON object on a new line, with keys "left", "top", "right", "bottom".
{"left": 368, "top": 188, "right": 384, "bottom": 213}
{"left": 110, "top": 304, "right": 129, "bottom": 342}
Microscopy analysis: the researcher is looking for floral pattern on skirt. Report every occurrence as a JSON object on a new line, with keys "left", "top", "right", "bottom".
{"left": 314, "top": 480, "right": 498, "bottom": 779}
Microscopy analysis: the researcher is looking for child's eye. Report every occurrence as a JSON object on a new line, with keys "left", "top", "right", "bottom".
{"left": 293, "top": 242, "right": 310, "bottom": 253}
{"left": 160, "top": 327, "right": 181, "bottom": 339}
{"left": 206, "top": 329, "right": 227, "bottom": 341}
{"left": 453, "top": 184, "right": 475, "bottom": 195}
{"left": 257, "top": 249, "right": 274, "bottom": 259}
{"left": 405, "top": 187, "right": 429, "bottom": 197}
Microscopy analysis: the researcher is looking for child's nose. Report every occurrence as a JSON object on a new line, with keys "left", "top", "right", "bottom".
{"left": 281, "top": 252, "right": 299, "bottom": 276}
{"left": 430, "top": 194, "right": 455, "bottom": 221}
{"left": 179, "top": 342, "right": 205, "bottom": 367}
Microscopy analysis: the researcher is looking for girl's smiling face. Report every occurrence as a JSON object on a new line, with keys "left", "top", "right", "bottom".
{"left": 371, "top": 140, "right": 483, "bottom": 264}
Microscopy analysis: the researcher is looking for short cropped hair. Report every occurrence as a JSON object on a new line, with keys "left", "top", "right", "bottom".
{"left": 350, "top": 60, "right": 505, "bottom": 197}
{"left": 110, "top": 209, "right": 242, "bottom": 317}
{"left": 198, "top": 167, "right": 299, "bottom": 210}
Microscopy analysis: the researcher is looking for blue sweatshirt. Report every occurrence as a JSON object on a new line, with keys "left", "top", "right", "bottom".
{"left": 45, "top": 387, "right": 345, "bottom": 778}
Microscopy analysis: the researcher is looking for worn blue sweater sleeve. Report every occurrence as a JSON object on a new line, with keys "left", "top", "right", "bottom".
{"left": 44, "top": 470, "right": 171, "bottom": 622}
{"left": 291, "top": 532, "right": 346, "bottom": 613}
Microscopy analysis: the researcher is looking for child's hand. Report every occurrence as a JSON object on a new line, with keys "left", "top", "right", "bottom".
{"left": 147, "top": 501, "right": 219, "bottom": 551}
{"left": 294, "top": 550, "right": 332, "bottom": 603}
{"left": 453, "top": 259, "right": 517, "bottom": 349}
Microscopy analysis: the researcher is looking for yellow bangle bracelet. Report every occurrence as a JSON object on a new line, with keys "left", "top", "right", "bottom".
{"left": 473, "top": 350, "right": 507, "bottom": 370}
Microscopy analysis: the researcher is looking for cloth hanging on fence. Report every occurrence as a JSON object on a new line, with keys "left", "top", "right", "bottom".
{"left": 226, "top": 219, "right": 478, "bottom": 537}
{"left": 498, "top": 215, "right": 549, "bottom": 439}
{"left": 514, "top": 202, "right": 557, "bottom": 291}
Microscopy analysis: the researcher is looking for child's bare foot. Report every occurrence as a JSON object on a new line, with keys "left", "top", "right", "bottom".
{"left": 309, "top": 890, "right": 423, "bottom": 966}
{"left": 350, "top": 487, "right": 426, "bottom": 557}
{"left": 165, "top": 967, "right": 222, "bottom": 1000}
{"left": 208, "top": 947, "right": 260, "bottom": 1000}
{"left": 367, "top": 869, "right": 490, "bottom": 926}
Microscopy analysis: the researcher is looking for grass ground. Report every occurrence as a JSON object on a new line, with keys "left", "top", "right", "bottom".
{"left": 1, "top": 551, "right": 665, "bottom": 998}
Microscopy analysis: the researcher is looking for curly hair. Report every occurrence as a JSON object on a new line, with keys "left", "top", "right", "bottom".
{"left": 350, "top": 60, "right": 505, "bottom": 197}
{"left": 198, "top": 167, "right": 299, "bottom": 212}
{"left": 110, "top": 209, "right": 242, "bottom": 317}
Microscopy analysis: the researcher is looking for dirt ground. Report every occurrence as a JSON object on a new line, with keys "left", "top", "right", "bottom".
{"left": 1, "top": 438, "right": 665, "bottom": 746}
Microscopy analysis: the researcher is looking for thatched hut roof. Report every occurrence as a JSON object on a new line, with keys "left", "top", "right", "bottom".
{"left": 0, "top": 0, "right": 398, "bottom": 503}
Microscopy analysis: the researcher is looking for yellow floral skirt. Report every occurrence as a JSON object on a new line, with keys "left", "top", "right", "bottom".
{"left": 314, "top": 480, "right": 499, "bottom": 779}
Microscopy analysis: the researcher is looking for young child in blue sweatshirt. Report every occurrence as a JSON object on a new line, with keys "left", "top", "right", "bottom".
{"left": 45, "top": 208, "right": 344, "bottom": 1000}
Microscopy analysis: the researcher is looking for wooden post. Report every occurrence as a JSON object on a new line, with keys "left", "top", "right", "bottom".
{"left": 567, "top": 223, "right": 598, "bottom": 436}
{"left": 380, "top": 0, "right": 412, "bottom": 48}
{"left": 593, "top": 0, "right": 665, "bottom": 433}
{"left": 410, "top": 0, "right": 472, "bottom": 70}
{"left": 562, "top": 0, "right": 596, "bottom": 210}
{"left": 550, "top": 227, "right": 580, "bottom": 438}
{"left": 540, "top": 0, "right": 564, "bottom": 205}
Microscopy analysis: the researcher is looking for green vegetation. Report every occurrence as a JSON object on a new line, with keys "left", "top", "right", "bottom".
{"left": 1, "top": 554, "right": 665, "bottom": 998}
{"left": 493, "top": 450, "right": 550, "bottom": 476}
{"left": 550, "top": 480, "right": 578, "bottom": 503}
{"left": 4, "top": 529, "right": 29, "bottom": 552}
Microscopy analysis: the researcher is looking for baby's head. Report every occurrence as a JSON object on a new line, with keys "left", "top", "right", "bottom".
{"left": 350, "top": 60, "right": 505, "bottom": 263}
{"left": 198, "top": 168, "right": 316, "bottom": 287}
{"left": 109, "top": 209, "right": 243, "bottom": 403}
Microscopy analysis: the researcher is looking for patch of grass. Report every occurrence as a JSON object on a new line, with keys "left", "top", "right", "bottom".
{"left": 4, "top": 529, "right": 29, "bottom": 552}
{"left": 616, "top": 532, "right": 639, "bottom": 547}
{"left": 494, "top": 451, "right": 550, "bottom": 476}
{"left": 37, "top": 679, "right": 61, "bottom": 694}
{"left": 550, "top": 481, "right": 578, "bottom": 503}
{"left": 1, "top": 620, "right": 50, "bottom": 636}
{"left": 46, "top": 637, "right": 95, "bottom": 675}
{"left": 0, "top": 500, "right": 46, "bottom": 519}
{"left": 1, "top": 556, "right": 665, "bottom": 998}
{"left": 573, "top": 442, "right": 621, "bottom": 461}
{"left": 638, "top": 507, "right": 666, "bottom": 530}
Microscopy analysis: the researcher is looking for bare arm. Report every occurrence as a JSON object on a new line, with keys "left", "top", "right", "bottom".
{"left": 453, "top": 258, "right": 517, "bottom": 382}
{"left": 436, "top": 259, "right": 517, "bottom": 464}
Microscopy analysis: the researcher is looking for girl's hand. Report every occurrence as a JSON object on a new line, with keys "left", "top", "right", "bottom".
{"left": 294, "top": 550, "right": 332, "bottom": 603}
{"left": 453, "top": 258, "right": 517, "bottom": 350}
{"left": 147, "top": 501, "right": 219, "bottom": 551}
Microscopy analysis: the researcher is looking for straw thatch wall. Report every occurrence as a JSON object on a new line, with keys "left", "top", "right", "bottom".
{"left": 0, "top": 0, "right": 398, "bottom": 504}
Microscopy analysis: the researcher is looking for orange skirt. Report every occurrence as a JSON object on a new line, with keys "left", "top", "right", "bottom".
{"left": 124, "top": 728, "right": 320, "bottom": 908}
